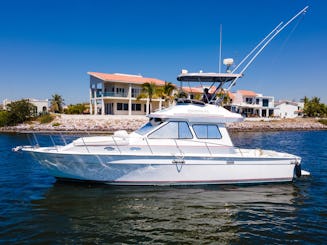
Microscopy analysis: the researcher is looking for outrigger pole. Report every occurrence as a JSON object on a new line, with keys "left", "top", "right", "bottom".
{"left": 231, "top": 22, "right": 284, "bottom": 74}
{"left": 225, "top": 5, "right": 309, "bottom": 92}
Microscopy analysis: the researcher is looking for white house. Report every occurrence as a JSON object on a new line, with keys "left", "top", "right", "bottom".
{"left": 89, "top": 72, "right": 167, "bottom": 115}
{"left": 274, "top": 100, "right": 304, "bottom": 118}
{"left": 230, "top": 90, "right": 275, "bottom": 117}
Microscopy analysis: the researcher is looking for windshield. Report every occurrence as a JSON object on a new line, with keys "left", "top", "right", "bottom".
{"left": 134, "top": 117, "right": 164, "bottom": 135}
{"left": 135, "top": 122, "right": 155, "bottom": 135}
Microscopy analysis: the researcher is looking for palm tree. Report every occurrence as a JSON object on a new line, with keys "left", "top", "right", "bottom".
{"left": 174, "top": 90, "right": 188, "bottom": 99}
{"left": 137, "top": 82, "right": 158, "bottom": 113}
{"left": 216, "top": 89, "right": 231, "bottom": 106}
{"left": 158, "top": 81, "right": 175, "bottom": 107}
{"left": 50, "top": 94, "right": 64, "bottom": 113}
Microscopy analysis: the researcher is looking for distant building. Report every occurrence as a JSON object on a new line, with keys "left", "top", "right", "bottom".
{"left": 88, "top": 72, "right": 167, "bottom": 115}
{"left": 230, "top": 90, "right": 275, "bottom": 118}
{"left": 3, "top": 98, "right": 49, "bottom": 115}
{"left": 274, "top": 100, "right": 304, "bottom": 118}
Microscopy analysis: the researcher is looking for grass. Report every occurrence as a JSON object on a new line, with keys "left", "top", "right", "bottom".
{"left": 37, "top": 114, "right": 55, "bottom": 124}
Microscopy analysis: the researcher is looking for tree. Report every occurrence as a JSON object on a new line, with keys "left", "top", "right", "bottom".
{"left": 303, "top": 96, "right": 327, "bottom": 117}
{"left": 174, "top": 90, "right": 188, "bottom": 99}
{"left": 0, "top": 111, "right": 10, "bottom": 127}
{"left": 50, "top": 94, "right": 64, "bottom": 113}
{"left": 64, "top": 103, "right": 86, "bottom": 114}
{"left": 137, "top": 82, "right": 158, "bottom": 113}
{"left": 6, "top": 99, "right": 36, "bottom": 125}
{"left": 216, "top": 90, "right": 231, "bottom": 106}
{"left": 157, "top": 81, "right": 175, "bottom": 107}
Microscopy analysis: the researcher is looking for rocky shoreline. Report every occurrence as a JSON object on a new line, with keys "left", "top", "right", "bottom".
{"left": 0, "top": 114, "right": 326, "bottom": 134}
{"left": 227, "top": 118, "right": 327, "bottom": 132}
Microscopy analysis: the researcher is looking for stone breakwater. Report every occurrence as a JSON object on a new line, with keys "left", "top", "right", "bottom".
{"left": 227, "top": 118, "right": 327, "bottom": 132}
{"left": 0, "top": 115, "right": 326, "bottom": 133}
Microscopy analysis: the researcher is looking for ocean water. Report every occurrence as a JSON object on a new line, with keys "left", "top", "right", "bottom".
{"left": 0, "top": 131, "right": 326, "bottom": 244}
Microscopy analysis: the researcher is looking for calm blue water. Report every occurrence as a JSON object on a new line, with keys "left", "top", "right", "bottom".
{"left": 0, "top": 131, "right": 326, "bottom": 244}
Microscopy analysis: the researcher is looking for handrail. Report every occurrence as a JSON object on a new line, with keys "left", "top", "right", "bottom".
{"left": 204, "top": 142, "right": 213, "bottom": 156}
{"left": 144, "top": 137, "right": 153, "bottom": 154}
{"left": 60, "top": 132, "right": 67, "bottom": 145}
{"left": 32, "top": 133, "right": 39, "bottom": 147}
{"left": 111, "top": 136, "right": 122, "bottom": 154}
{"left": 173, "top": 139, "right": 184, "bottom": 156}
{"left": 49, "top": 135, "right": 59, "bottom": 152}
{"left": 81, "top": 136, "right": 90, "bottom": 153}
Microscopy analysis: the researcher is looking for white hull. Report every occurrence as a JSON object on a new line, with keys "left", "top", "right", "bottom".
{"left": 28, "top": 150, "right": 299, "bottom": 185}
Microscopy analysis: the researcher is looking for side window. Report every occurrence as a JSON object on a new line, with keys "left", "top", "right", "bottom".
{"left": 178, "top": 121, "right": 193, "bottom": 139}
{"left": 193, "top": 124, "right": 222, "bottom": 139}
{"left": 148, "top": 121, "right": 192, "bottom": 139}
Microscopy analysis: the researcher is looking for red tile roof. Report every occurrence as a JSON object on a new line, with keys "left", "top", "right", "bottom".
{"left": 88, "top": 72, "right": 166, "bottom": 86}
{"left": 182, "top": 87, "right": 203, "bottom": 94}
{"left": 182, "top": 86, "right": 216, "bottom": 94}
{"left": 237, "top": 90, "right": 257, "bottom": 96}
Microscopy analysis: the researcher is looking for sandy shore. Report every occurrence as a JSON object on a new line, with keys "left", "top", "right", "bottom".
{"left": 0, "top": 114, "right": 326, "bottom": 133}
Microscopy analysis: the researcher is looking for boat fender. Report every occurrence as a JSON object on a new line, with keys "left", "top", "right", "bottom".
{"left": 295, "top": 163, "right": 301, "bottom": 178}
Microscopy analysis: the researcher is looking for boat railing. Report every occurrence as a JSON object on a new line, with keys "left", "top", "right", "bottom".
{"left": 21, "top": 132, "right": 237, "bottom": 157}
{"left": 23, "top": 132, "right": 80, "bottom": 150}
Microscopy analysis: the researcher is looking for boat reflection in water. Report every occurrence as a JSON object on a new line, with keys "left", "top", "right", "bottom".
{"left": 32, "top": 182, "right": 302, "bottom": 244}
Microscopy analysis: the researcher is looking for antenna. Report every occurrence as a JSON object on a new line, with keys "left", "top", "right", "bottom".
{"left": 219, "top": 24, "right": 222, "bottom": 73}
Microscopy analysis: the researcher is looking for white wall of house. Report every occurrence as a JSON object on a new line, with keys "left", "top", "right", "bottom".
{"left": 30, "top": 99, "right": 49, "bottom": 115}
{"left": 275, "top": 102, "right": 301, "bottom": 118}
{"left": 231, "top": 91, "right": 275, "bottom": 118}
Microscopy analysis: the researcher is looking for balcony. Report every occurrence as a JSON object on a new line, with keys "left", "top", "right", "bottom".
{"left": 92, "top": 91, "right": 128, "bottom": 98}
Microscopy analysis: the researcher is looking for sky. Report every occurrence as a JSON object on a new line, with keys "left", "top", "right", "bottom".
{"left": 0, "top": 0, "right": 326, "bottom": 105}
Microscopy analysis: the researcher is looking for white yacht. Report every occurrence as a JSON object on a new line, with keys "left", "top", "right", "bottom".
{"left": 14, "top": 6, "right": 310, "bottom": 185}
{"left": 16, "top": 71, "right": 308, "bottom": 185}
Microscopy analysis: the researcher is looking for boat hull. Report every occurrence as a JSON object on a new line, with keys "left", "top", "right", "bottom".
{"left": 27, "top": 151, "right": 299, "bottom": 185}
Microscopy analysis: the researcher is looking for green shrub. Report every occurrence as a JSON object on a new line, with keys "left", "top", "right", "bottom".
{"left": 0, "top": 111, "right": 10, "bottom": 127}
{"left": 52, "top": 122, "right": 61, "bottom": 127}
{"left": 38, "top": 114, "right": 55, "bottom": 124}
{"left": 64, "top": 103, "right": 86, "bottom": 114}
{"left": 318, "top": 119, "right": 327, "bottom": 126}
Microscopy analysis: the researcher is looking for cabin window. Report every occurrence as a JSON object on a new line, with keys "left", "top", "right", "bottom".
{"left": 193, "top": 124, "right": 222, "bottom": 139}
{"left": 148, "top": 121, "right": 192, "bottom": 139}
